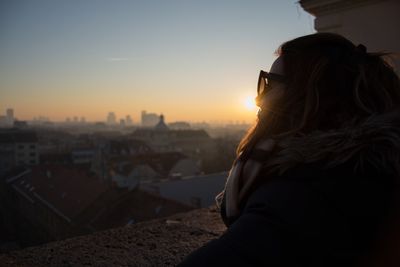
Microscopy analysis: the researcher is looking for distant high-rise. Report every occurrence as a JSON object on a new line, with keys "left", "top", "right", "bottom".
{"left": 126, "top": 115, "right": 133, "bottom": 126}
{"left": 141, "top": 110, "right": 159, "bottom": 127}
{"left": 6, "top": 108, "right": 14, "bottom": 125}
{"left": 107, "top": 112, "right": 117, "bottom": 125}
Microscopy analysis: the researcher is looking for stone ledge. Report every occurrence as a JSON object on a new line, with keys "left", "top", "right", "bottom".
{"left": 0, "top": 207, "right": 226, "bottom": 267}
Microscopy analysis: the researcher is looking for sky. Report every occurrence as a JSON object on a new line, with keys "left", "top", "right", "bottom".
{"left": 0, "top": 0, "right": 314, "bottom": 123}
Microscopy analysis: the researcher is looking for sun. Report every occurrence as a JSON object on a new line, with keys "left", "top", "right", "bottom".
{"left": 244, "top": 95, "right": 257, "bottom": 111}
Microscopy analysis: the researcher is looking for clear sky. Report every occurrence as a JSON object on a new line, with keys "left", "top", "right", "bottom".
{"left": 0, "top": 0, "right": 314, "bottom": 123}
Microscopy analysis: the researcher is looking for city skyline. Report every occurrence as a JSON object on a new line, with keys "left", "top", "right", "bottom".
{"left": 0, "top": 107, "right": 253, "bottom": 125}
{"left": 1, "top": 1, "right": 314, "bottom": 122}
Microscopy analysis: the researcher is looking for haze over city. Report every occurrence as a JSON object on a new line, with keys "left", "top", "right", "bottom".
{"left": 1, "top": 0, "right": 314, "bottom": 123}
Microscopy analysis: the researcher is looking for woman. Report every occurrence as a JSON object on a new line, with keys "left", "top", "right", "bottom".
{"left": 178, "top": 33, "right": 400, "bottom": 266}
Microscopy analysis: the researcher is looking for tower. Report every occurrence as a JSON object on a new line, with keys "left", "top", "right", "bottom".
{"left": 6, "top": 108, "right": 14, "bottom": 125}
{"left": 107, "top": 112, "right": 117, "bottom": 125}
{"left": 154, "top": 114, "right": 169, "bottom": 131}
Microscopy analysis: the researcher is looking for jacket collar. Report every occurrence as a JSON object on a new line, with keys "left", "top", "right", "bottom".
{"left": 267, "top": 111, "right": 400, "bottom": 178}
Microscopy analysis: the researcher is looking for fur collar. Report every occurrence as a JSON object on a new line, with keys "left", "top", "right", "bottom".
{"left": 267, "top": 111, "right": 400, "bottom": 177}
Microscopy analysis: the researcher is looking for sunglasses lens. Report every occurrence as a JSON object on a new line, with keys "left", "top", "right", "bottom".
{"left": 258, "top": 76, "right": 267, "bottom": 95}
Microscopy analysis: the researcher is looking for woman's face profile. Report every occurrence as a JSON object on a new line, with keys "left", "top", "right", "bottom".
{"left": 256, "top": 57, "right": 286, "bottom": 111}
{"left": 257, "top": 81, "right": 285, "bottom": 110}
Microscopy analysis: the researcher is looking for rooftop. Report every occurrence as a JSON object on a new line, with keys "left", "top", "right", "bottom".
{"left": 132, "top": 129, "right": 210, "bottom": 139}
{"left": 7, "top": 165, "right": 109, "bottom": 220}
{"left": 0, "top": 207, "right": 226, "bottom": 267}
{"left": 0, "top": 130, "right": 38, "bottom": 143}
{"left": 299, "top": 0, "right": 382, "bottom": 16}
{"left": 109, "top": 152, "right": 187, "bottom": 177}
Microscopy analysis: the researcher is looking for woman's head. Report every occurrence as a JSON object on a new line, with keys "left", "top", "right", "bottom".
{"left": 255, "top": 56, "right": 286, "bottom": 110}
{"left": 238, "top": 32, "right": 400, "bottom": 156}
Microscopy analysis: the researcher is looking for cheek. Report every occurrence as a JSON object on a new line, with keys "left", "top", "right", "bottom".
{"left": 258, "top": 88, "right": 285, "bottom": 108}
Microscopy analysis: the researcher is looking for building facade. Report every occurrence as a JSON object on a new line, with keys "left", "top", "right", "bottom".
{"left": 300, "top": 0, "right": 400, "bottom": 73}
{"left": 0, "top": 130, "right": 39, "bottom": 174}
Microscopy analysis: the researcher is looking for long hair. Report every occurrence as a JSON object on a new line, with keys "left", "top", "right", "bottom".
{"left": 237, "top": 33, "right": 400, "bottom": 159}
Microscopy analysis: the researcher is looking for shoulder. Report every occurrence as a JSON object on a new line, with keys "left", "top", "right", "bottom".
{"left": 242, "top": 174, "right": 325, "bottom": 231}
{"left": 243, "top": 163, "right": 398, "bottom": 246}
{"left": 245, "top": 162, "right": 396, "bottom": 220}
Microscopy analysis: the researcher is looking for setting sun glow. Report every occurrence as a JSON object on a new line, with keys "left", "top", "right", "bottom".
{"left": 244, "top": 96, "right": 257, "bottom": 111}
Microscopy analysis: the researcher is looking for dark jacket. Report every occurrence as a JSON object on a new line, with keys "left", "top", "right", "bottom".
{"left": 178, "top": 113, "right": 400, "bottom": 267}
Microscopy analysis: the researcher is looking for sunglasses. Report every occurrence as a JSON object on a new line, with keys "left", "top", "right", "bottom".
{"left": 257, "top": 70, "right": 286, "bottom": 96}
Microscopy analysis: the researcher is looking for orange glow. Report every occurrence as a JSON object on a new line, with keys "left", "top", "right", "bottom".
{"left": 244, "top": 96, "right": 257, "bottom": 111}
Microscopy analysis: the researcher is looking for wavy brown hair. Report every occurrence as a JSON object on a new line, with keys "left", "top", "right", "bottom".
{"left": 237, "top": 33, "right": 400, "bottom": 159}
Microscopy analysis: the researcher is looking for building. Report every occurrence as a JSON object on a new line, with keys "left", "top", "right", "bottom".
{"left": 91, "top": 138, "right": 153, "bottom": 181}
{"left": 90, "top": 136, "right": 200, "bottom": 187}
{"left": 154, "top": 114, "right": 169, "bottom": 131}
{"left": 0, "top": 130, "right": 39, "bottom": 173}
{"left": 107, "top": 112, "right": 117, "bottom": 125}
{"left": 300, "top": 0, "right": 400, "bottom": 73}
{"left": 133, "top": 115, "right": 214, "bottom": 153}
{"left": 0, "top": 116, "right": 7, "bottom": 127}
{"left": 71, "top": 148, "right": 96, "bottom": 164}
{"left": 168, "top": 121, "right": 191, "bottom": 130}
{"left": 125, "top": 115, "right": 133, "bottom": 126}
{"left": 0, "top": 164, "right": 194, "bottom": 249}
{"left": 0, "top": 108, "right": 15, "bottom": 127}
{"left": 132, "top": 127, "right": 215, "bottom": 157}
{"left": 13, "top": 120, "right": 28, "bottom": 129}
{"left": 141, "top": 172, "right": 228, "bottom": 208}
{"left": 141, "top": 111, "right": 159, "bottom": 127}
{"left": 1, "top": 165, "right": 109, "bottom": 242}
{"left": 106, "top": 151, "right": 201, "bottom": 188}
{"left": 6, "top": 109, "right": 14, "bottom": 125}
{"left": 32, "top": 116, "right": 50, "bottom": 124}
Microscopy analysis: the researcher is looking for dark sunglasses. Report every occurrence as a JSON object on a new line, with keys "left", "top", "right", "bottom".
{"left": 257, "top": 70, "right": 286, "bottom": 96}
